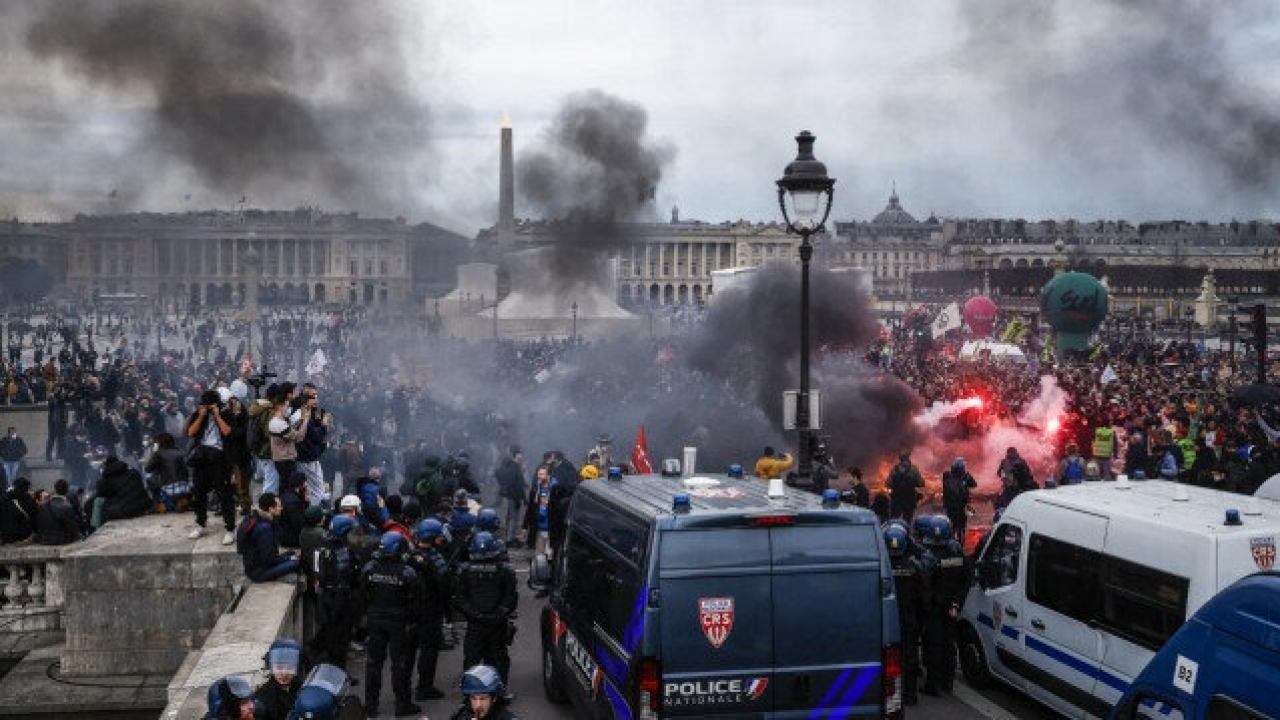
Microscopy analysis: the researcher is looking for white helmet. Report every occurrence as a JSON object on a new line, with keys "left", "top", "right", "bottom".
{"left": 338, "top": 494, "right": 361, "bottom": 511}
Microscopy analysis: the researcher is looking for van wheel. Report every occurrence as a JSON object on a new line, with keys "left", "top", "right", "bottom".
{"left": 958, "top": 623, "right": 993, "bottom": 689}
{"left": 543, "top": 644, "right": 569, "bottom": 704}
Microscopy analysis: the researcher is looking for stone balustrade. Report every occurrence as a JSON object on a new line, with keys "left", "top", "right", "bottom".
{"left": 0, "top": 544, "right": 67, "bottom": 654}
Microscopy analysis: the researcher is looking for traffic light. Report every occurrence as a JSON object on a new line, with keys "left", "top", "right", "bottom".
{"left": 1251, "top": 304, "right": 1268, "bottom": 345}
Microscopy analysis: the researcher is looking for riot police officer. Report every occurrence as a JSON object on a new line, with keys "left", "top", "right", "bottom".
{"left": 409, "top": 517, "right": 452, "bottom": 702}
{"left": 884, "top": 521, "right": 928, "bottom": 706}
{"left": 206, "top": 673, "right": 261, "bottom": 719}
{"left": 920, "top": 515, "right": 970, "bottom": 696}
{"left": 287, "top": 663, "right": 358, "bottom": 720}
{"left": 449, "top": 665, "right": 519, "bottom": 720}
{"left": 360, "top": 531, "right": 422, "bottom": 716}
{"left": 255, "top": 638, "right": 302, "bottom": 720}
{"left": 453, "top": 531, "right": 518, "bottom": 695}
{"left": 314, "top": 515, "right": 360, "bottom": 671}
{"left": 475, "top": 509, "right": 509, "bottom": 561}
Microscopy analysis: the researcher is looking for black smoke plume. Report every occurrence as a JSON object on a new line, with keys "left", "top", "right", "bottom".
{"left": 690, "top": 264, "right": 923, "bottom": 472}
{"left": 517, "top": 90, "right": 674, "bottom": 279}
{"left": 957, "top": 0, "right": 1280, "bottom": 198}
{"left": 23, "top": 0, "right": 430, "bottom": 214}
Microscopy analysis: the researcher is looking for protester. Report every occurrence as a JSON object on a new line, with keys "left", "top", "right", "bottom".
{"left": 235, "top": 492, "right": 300, "bottom": 583}
{"left": 91, "top": 456, "right": 151, "bottom": 529}
{"left": 36, "top": 479, "right": 82, "bottom": 545}
{"left": 0, "top": 426, "right": 27, "bottom": 490}
{"left": 1, "top": 477, "right": 38, "bottom": 544}
{"left": 753, "top": 445, "right": 794, "bottom": 480}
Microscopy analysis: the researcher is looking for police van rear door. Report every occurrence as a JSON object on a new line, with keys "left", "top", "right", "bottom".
{"left": 770, "top": 522, "right": 885, "bottom": 719}
{"left": 658, "top": 527, "right": 776, "bottom": 716}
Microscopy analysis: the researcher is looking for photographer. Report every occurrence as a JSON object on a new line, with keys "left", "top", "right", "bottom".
{"left": 185, "top": 389, "right": 236, "bottom": 545}
{"left": 268, "top": 382, "right": 311, "bottom": 489}
{"left": 295, "top": 382, "right": 331, "bottom": 505}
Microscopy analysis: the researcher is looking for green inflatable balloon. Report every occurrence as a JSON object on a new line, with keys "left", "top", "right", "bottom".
{"left": 1040, "top": 271, "right": 1109, "bottom": 355}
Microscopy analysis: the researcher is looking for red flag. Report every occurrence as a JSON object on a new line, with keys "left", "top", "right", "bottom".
{"left": 631, "top": 425, "right": 654, "bottom": 475}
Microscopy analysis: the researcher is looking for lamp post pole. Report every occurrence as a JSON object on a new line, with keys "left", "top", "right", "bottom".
{"left": 1228, "top": 296, "right": 1239, "bottom": 360}
{"left": 797, "top": 230, "right": 815, "bottom": 479}
{"left": 571, "top": 301, "right": 578, "bottom": 344}
{"left": 776, "top": 131, "right": 836, "bottom": 484}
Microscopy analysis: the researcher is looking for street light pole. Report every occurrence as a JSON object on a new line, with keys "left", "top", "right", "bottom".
{"left": 776, "top": 131, "right": 836, "bottom": 484}
{"left": 1228, "top": 296, "right": 1239, "bottom": 360}
{"left": 571, "top": 301, "right": 578, "bottom": 344}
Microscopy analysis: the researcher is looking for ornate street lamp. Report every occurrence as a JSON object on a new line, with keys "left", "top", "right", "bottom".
{"left": 777, "top": 130, "right": 836, "bottom": 483}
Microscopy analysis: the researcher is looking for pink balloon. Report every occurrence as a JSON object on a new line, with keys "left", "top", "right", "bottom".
{"left": 963, "top": 295, "right": 998, "bottom": 337}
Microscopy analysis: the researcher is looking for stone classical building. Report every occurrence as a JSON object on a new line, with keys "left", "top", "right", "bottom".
{"left": 481, "top": 211, "right": 803, "bottom": 307}
{"left": 616, "top": 212, "right": 799, "bottom": 306}
{"left": 1, "top": 208, "right": 468, "bottom": 309}
{"left": 939, "top": 217, "right": 1280, "bottom": 272}
{"left": 829, "top": 187, "right": 944, "bottom": 297}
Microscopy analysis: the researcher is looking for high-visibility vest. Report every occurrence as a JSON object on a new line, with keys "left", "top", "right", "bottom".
{"left": 1092, "top": 426, "right": 1115, "bottom": 459}
{"left": 1176, "top": 438, "right": 1197, "bottom": 470}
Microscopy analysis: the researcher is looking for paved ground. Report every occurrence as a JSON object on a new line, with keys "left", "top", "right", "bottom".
{"left": 353, "top": 551, "right": 1058, "bottom": 720}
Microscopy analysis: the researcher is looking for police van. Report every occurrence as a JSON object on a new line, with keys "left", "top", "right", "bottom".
{"left": 959, "top": 480, "right": 1280, "bottom": 719}
{"left": 1110, "top": 572, "right": 1280, "bottom": 720}
{"left": 534, "top": 471, "right": 902, "bottom": 719}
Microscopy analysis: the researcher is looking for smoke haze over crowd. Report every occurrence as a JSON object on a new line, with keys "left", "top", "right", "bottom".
{"left": 13, "top": 0, "right": 432, "bottom": 217}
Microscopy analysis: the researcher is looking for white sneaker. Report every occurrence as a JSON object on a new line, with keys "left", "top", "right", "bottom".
{"left": 187, "top": 526, "right": 206, "bottom": 539}
{"left": 221, "top": 531, "right": 235, "bottom": 546}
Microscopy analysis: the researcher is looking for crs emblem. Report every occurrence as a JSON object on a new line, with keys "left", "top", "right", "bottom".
{"left": 699, "top": 597, "right": 734, "bottom": 649}
{"left": 1251, "top": 536, "right": 1276, "bottom": 571}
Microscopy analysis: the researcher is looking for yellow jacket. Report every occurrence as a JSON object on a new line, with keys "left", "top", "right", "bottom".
{"left": 754, "top": 454, "right": 794, "bottom": 480}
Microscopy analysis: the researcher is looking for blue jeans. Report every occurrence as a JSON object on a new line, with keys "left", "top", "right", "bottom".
{"left": 2, "top": 460, "right": 21, "bottom": 486}
{"left": 255, "top": 458, "right": 279, "bottom": 495}
{"left": 252, "top": 558, "right": 300, "bottom": 582}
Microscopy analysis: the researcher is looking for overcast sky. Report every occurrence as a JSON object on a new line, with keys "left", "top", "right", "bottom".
{"left": 4, "top": 1, "right": 1280, "bottom": 233}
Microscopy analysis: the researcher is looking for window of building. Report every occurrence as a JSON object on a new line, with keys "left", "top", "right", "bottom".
{"left": 379, "top": 259, "right": 388, "bottom": 276}
{"left": 283, "top": 240, "right": 295, "bottom": 276}
{"left": 364, "top": 259, "right": 373, "bottom": 276}
{"left": 349, "top": 258, "right": 357, "bottom": 276}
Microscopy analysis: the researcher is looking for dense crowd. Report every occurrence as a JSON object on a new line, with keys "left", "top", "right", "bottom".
{"left": 871, "top": 324, "right": 1280, "bottom": 497}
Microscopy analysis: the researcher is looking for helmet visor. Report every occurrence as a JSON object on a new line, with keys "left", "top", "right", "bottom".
{"left": 224, "top": 673, "right": 255, "bottom": 699}
{"left": 302, "top": 663, "right": 349, "bottom": 698}
{"left": 268, "top": 645, "right": 301, "bottom": 675}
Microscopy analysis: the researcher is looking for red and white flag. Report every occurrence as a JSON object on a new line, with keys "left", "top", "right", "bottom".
{"left": 631, "top": 425, "right": 654, "bottom": 475}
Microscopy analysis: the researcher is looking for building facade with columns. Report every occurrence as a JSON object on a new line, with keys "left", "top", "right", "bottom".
{"left": 0, "top": 208, "right": 472, "bottom": 309}
{"left": 616, "top": 215, "right": 799, "bottom": 306}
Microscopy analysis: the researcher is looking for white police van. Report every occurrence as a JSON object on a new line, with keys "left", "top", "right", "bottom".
{"left": 958, "top": 480, "right": 1280, "bottom": 719}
